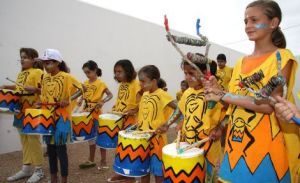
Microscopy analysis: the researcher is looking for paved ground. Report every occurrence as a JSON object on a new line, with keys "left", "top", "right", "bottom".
{"left": 0, "top": 128, "right": 177, "bottom": 183}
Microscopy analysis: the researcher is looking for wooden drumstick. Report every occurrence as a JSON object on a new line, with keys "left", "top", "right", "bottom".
{"left": 6, "top": 77, "right": 24, "bottom": 88}
{"left": 132, "top": 130, "right": 155, "bottom": 134}
{"left": 176, "top": 131, "right": 181, "bottom": 151}
{"left": 125, "top": 124, "right": 138, "bottom": 132}
{"left": 178, "top": 137, "right": 210, "bottom": 154}
{"left": 111, "top": 110, "right": 126, "bottom": 116}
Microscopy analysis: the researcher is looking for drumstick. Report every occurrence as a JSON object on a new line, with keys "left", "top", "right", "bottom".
{"left": 125, "top": 124, "right": 138, "bottom": 132}
{"left": 111, "top": 110, "right": 126, "bottom": 116}
{"left": 40, "top": 102, "right": 59, "bottom": 106}
{"left": 178, "top": 137, "right": 210, "bottom": 154}
{"left": 6, "top": 77, "right": 24, "bottom": 88}
{"left": 132, "top": 130, "right": 156, "bottom": 134}
{"left": 176, "top": 131, "right": 181, "bottom": 151}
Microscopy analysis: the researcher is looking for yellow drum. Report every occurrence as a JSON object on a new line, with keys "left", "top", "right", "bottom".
{"left": 162, "top": 142, "right": 206, "bottom": 183}
{"left": 0, "top": 89, "right": 20, "bottom": 112}
{"left": 22, "top": 109, "right": 55, "bottom": 135}
{"left": 113, "top": 130, "right": 151, "bottom": 177}
{"left": 96, "top": 114, "right": 123, "bottom": 148}
{"left": 72, "top": 112, "right": 95, "bottom": 141}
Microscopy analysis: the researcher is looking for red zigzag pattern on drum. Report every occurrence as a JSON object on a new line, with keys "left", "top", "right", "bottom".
{"left": 116, "top": 143, "right": 150, "bottom": 162}
{"left": 72, "top": 121, "right": 93, "bottom": 135}
{"left": 23, "top": 113, "right": 55, "bottom": 129}
{"left": 98, "top": 125, "right": 121, "bottom": 138}
{"left": 163, "top": 162, "right": 205, "bottom": 183}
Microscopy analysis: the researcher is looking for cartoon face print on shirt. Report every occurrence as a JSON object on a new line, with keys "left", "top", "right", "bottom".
{"left": 115, "top": 83, "right": 130, "bottom": 111}
{"left": 140, "top": 94, "right": 160, "bottom": 130}
{"left": 84, "top": 84, "right": 97, "bottom": 101}
{"left": 183, "top": 92, "right": 207, "bottom": 143}
{"left": 43, "top": 75, "right": 65, "bottom": 102}
{"left": 16, "top": 71, "right": 30, "bottom": 88}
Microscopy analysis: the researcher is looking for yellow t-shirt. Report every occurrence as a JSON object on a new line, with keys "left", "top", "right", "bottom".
{"left": 176, "top": 90, "right": 183, "bottom": 101}
{"left": 216, "top": 66, "right": 233, "bottom": 91}
{"left": 178, "top": 87, "right": 222, "bottom": 168}
{"left": 83, "top": 79, "right": 107, "bottom": 111}
{"left": 224, "top": 49, "right": 299, "bottom": 183}
{"left": 138, "top": 88, "right": 173, "bottom": 131}
{"left": 40, "top": 71, "right": 82, "bottom": 117}
{"left": 114, "top": 79, "right": 141, "bottom": 112}
{"left": 14, "top": 68, "right": 43, "bottom": 125}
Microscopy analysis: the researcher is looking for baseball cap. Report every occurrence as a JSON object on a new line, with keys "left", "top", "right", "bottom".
{"left": 39, "top": 49, "right": 63, "bottom": 62}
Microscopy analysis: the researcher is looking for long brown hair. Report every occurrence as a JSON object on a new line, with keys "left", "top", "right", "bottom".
{"left": 247, "top": 0, "right": 286, "bottom": 48}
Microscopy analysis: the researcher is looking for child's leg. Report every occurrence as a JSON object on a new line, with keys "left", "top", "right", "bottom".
{"left": 141, "top": 174, "right": 150, "bottom": 183}
{"left": 154, "top": 175, "right": 163, "bottom": 183}
{"left": 47, "top": 144, "right": 58, "bottom": 183}
{"left": 56, "top": 145, "right": 68, "bottom": 182}
{"left": 27, "top": 135, "right": 43, "bottom": 166}
{"left": 26, "top": 135, "right": 44, "bottom": 182}
{"left": 88, "top": 140, "right": 96, "bottom": 162}
{"left": 100, "top": 148, "right": 106, "bottom": 165}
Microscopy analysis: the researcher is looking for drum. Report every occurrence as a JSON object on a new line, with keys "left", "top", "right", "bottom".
{"left": 72, "top": 112, "right": 96, "bottom": 141}
{"left": 96, "top": 113, "right": 123, "bottom": 149}
{"left": 162, "top": 142, "right": 206, "bottom": 183}
{"left": 22, "top": 109, "right": 55, "bottom": 135}
{"left": 0, "top": 89, "right": 20, "bottom": 112}
{"left": 113, "top": 130, "right": 151, "bottom": 177}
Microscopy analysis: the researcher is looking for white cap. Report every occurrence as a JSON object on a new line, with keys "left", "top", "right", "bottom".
{"left": 39, "top": 49, "right": 63, "bottom": 62}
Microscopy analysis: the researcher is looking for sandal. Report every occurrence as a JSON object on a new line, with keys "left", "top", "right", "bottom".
{"left": 79, "top": 161, "right": 96, "bottom": 169}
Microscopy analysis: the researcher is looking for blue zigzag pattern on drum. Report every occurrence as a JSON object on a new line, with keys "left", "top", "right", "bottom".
{"left": 219, "top": 152, "right": 291, "bottom": 183}
{"left": 113, "top": 154, "right": 150, "bottom": 177}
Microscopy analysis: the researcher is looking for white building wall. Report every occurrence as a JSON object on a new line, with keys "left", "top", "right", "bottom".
{"left": 0, "top": 0, "right": 246, "bottom": 154}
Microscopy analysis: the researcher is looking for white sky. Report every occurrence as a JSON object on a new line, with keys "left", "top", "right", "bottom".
{"left": 78, "top": 0, "right": 300, "bottom": 56}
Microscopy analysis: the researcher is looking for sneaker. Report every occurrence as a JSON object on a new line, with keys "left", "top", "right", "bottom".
{"left": 7, "top": 170, "right": 31, "bottom": 182}
{"left": 79, "top": 161, "right": 96, "bottom": 169}
{"left": 27, "top": 168, "right": 44, "bottom": 183}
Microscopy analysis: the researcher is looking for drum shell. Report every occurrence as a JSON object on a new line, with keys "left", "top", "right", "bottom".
{"left": 22, "top": 108, "right": 55, "bottom": 135}
{"left": 96, "top": 114, "right": 123, "bottom": 149}
{"left": 113, "top": 130, "right": 151, "bottom": 177}
{"left": 162, "top": 142, "right": 206, "bottom": 183}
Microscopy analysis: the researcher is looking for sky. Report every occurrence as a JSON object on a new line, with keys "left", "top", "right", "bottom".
{"left": 78, "top": 0, "right": 300, "bottom": 56}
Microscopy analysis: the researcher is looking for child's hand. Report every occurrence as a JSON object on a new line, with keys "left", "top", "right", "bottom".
{"left": 34, "top": 102, "right": 42, "bottom": 108}
{"left": 97, "top": 101, "right": 104, "bottom": 108}
{"left": 274, "top": 96, "right": 300, "bottom": 122}
{"left": 59, "top": 99, "right": 69, "bottom": 108}
{"left": 175, "top": 121, "right": 183, "bottom": 132}
{"left": 125, "top": 108, "right": 138, "bottom": 116}
{"left": 209, "top": 125, "right": 223, "bottom": 141}
{"left": 156, "top": 124, "right": 169, "bottom": 134}
{"left": 24, "top": 86, "right": 37, "bottom": 93}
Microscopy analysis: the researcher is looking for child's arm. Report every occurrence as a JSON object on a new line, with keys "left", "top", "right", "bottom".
{"left": 97, "top": 88, "right": 113, "bottom": 108}
{"left": 0, "top": 85, "right": 16, "bottom": 90}
{"left": 156, "top": 101, "right": 182, "bottom": 134}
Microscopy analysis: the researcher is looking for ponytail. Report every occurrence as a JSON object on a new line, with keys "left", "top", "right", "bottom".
{"left": 59, "top": 61, "right": 70, "bottom": 73}
{"left": 82, "top": 60, "right": 102, "bottom": 77}
{"left": 272, "top": 27, "right": 286, "bottom": 48}
{"left": 96, "top": 68, "right": 102, "bottom": 77}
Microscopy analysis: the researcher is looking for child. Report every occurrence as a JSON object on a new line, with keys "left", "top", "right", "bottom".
{"left": 108, "top": 59, "right": 141, "bottom": 182}
{"left": 2, "top": 48, "right": 44, "bottom": 183}
{"left": 112, "top": 59, "right": 141, "bottom": 126}
{"left": 39, "top": 49, "right": 82, "bottom": 183}
{"left": 216, "top": 53, "right": 233, "bottom": 91}
{"left": 204, "top": 0, "right": 299, "bottom": 182}
{"left": 78, "top": 60, "right": 113, "bottom": 169}
{"left": 176, "top": 80, "right": 188, "bottom": 101}
{"left": 138, "top": 65, "right": 176, "bottom": 183}
{"left": 158, "top": 59, "right": 223, "bottom": 182}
